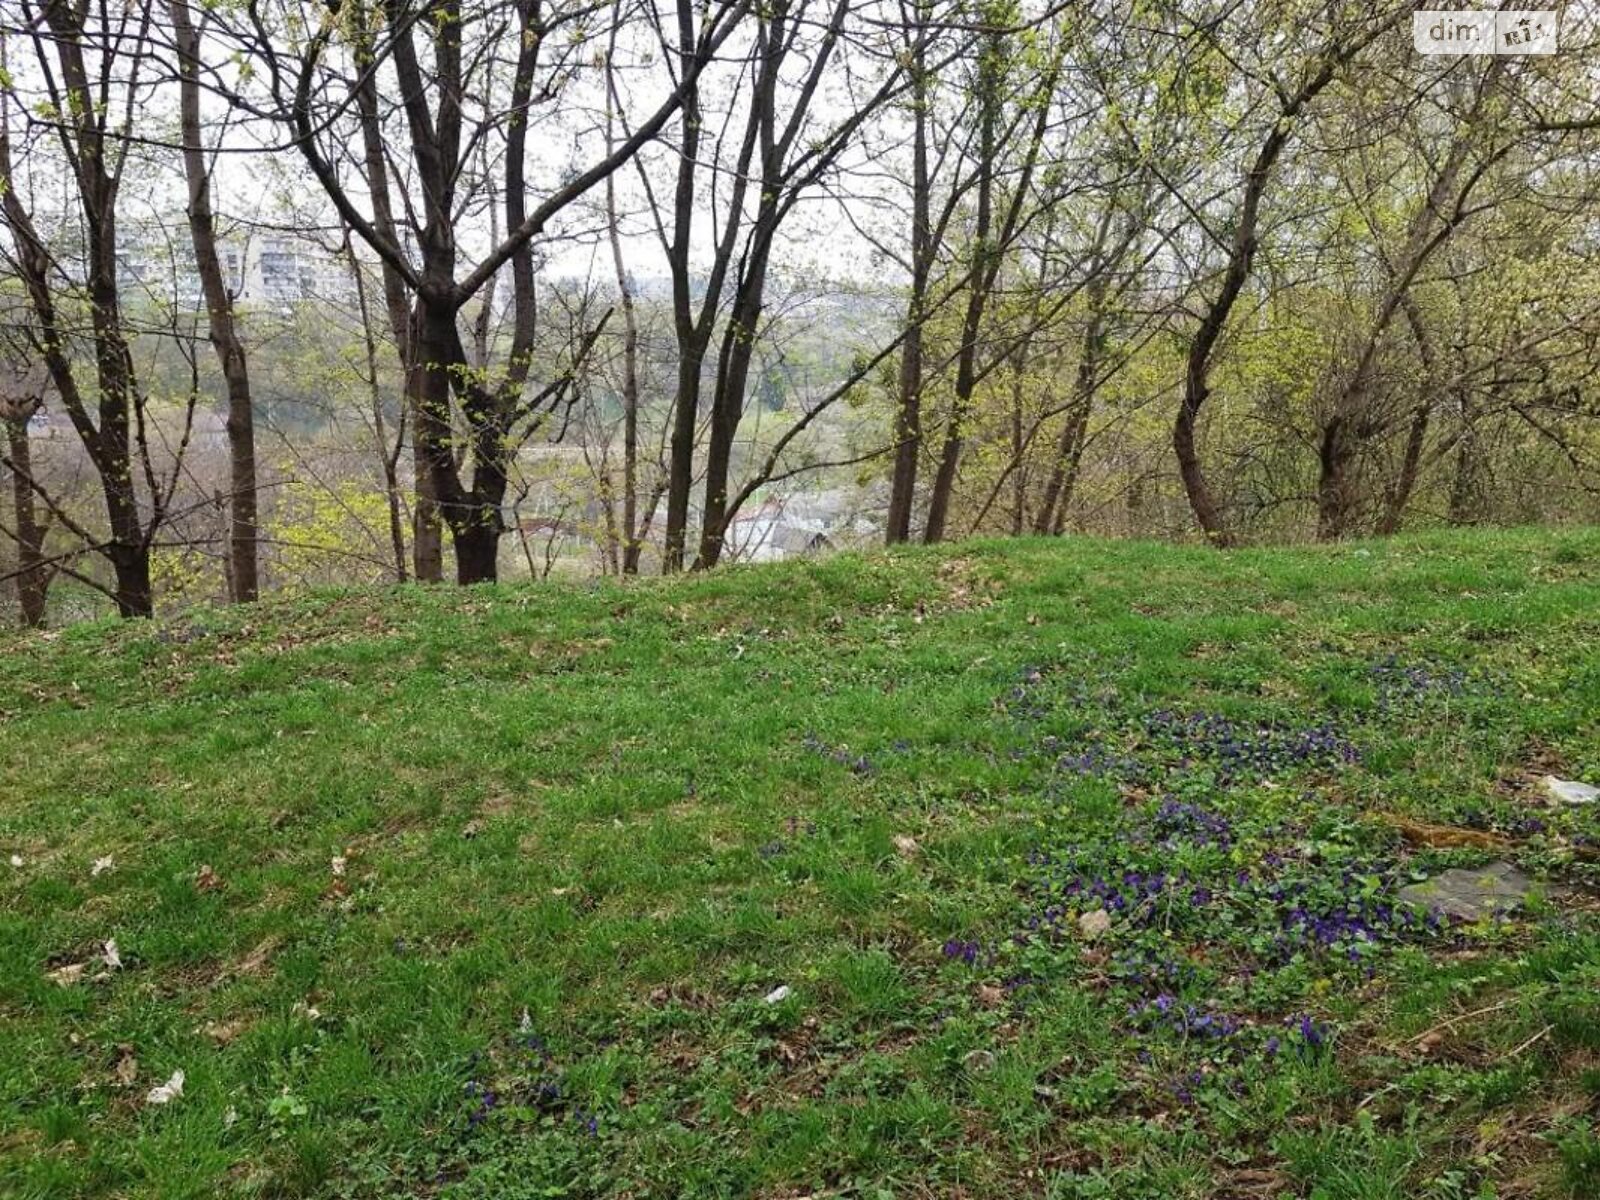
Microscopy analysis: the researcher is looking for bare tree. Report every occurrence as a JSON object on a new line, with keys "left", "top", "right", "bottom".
{"left": 0, "top": 2, "right": 196, "bottom": 617}
{"left": 213, "top": 0, "right": 749, "bottom": 584}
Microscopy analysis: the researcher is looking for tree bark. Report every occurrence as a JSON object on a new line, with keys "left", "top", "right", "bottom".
{"left": 4, "top": 413, "right": 49, "bottom": 626}
{"left": 885, "top": 15, "right": 932, "bottom": 545}
{"left": 1376, "top": 296, "right": 1436, "bottom": 536}
{"left": 1035, "top": 273, "right": 1109, "bottom": 534}
{"left": 171, "top": 0, "right": 258, "bottom": 602}
{"left": 605, "top": 22, "right": 645, "bottom": 574}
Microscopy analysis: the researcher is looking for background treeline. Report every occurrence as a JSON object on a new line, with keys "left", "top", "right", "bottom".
{"left": 1, "top": 0, "right": 1597, "bottom": 624}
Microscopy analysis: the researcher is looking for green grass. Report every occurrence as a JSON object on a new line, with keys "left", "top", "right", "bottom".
{"left": 2, "top": 529, "right": 1598, "bottom": 1199}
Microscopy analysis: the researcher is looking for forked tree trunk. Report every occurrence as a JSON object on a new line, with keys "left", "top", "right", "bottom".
{"left": 1173, "top": 20, "right": 1393, "bottom": 546}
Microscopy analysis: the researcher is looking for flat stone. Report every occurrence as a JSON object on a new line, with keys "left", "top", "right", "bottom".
{"left": 1543, "top": 775, "right": 1599, "bottom": 805}
{"left": 1399, "top": 862, "right": 1535, "bottom": 922}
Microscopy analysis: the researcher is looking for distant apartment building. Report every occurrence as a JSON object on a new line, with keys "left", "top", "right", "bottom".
{"left": 115, "top": 223, "right": 352, "bottom": 309}
{"left": 220, "top": 236, "right": 351, "bottom": 306}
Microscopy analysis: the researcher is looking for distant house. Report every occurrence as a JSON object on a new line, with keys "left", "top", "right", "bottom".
{"left": 725, "top": 495, "right": 842, "bottom": 562}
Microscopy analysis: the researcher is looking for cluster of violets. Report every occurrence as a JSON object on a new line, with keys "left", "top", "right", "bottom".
{"left": 1247, "top": 870, "right": 1442, "bottom": 965}
{"left": 1002, "top": 662, "right": 1108, "bottom": 729}
{"left": 1367, "top": 654, "right": 1470, "bottom": 714}
{"left": 760, "top": 815, "right": 819, "bottom": 859}
{"left": 1129, "top": 1002, "right": 1335, "bottom": 1106}
{"left": 1458, "top": 807, "right": 1550, "bottom": 838}
{"left": 460, "top": 1028, "right": 602, "bottom": 1136}
{"left": 1021, "top": 811, "right": 1440, "bottom": 965}
{"left": 1109, "top": 944, "right": 1198, "bottom": 995}
{"left": 941, "top": 938, "right": 993, "bottom": 968}
{"left": 463, "top": 1078, "right": 499, "bottom": 1127}
{"left": 1055, "top": 743, "right": 1150, "bottom": 784}
{"left": 1139, "top": 710, "right": 1361, "bottom": 782}
{"left": 1018, "top": 847, "right": 1223, "bottom": 939}
{"left": 1149, "top": 799, "right": 1234, "bottom": 849}
{"left": 936, "top": 785, "right": 1448, "bottom": 1111}
{"left": 1129, "top": 994, "right": 1243, "bottom": 1040}
{"left": 802, "top": 732, "right": 875, "bottom": 776}
{"left": 1003, "top": 665, "right": 1056, "bottom": 723}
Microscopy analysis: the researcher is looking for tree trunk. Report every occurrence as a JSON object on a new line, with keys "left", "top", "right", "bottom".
{"left": 1035, "top": 289, "right": 1107, "bottom": 534}
{"left": 1173, "top": 37, "right": 1366, "bottom": 547}
{"left": 5, "top": 416, "right": 49, "bottom": 626}
{"left": 885, "top": 25, "right": 931, "bottom": 545}
{"left": 350, "top": 9, "right": 439, "bottom": 583}
{"left": 662, "top": 346, "right": 702, "bottom": 573}
{"left": 1376, "top": 297, "right": 1436, "bottom": 537}
{"left": 696, "top": 221, "right": 775, "bottom": 570}
{"left": 350, "top": 250, "right": 409, "bottom": 581}
{"left": 923, "top": 24, "right": 1004, "bottom": 546}
{"left": 453, "top": 520, "right": 500, "bottom": 586}
{"left": 1315, "top": 416, "right": 1356, "bottom": 540}
{"left": 172, "top": 0, "right": 258, "bottom": 601}
{"left": 409, "top": 297, "right": 469, "bottom": 579}
{"left": 108, "top": 542, "right": 153, "bottom": 620}
{"left": 1448, "top": 392, "right": 1483, "bottom": 525}
{"left": 604, "top": 24, "right": 646, "bottom": 575}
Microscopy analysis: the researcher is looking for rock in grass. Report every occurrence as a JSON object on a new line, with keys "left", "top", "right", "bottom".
{"left": 763, "top": 985, "right": 792, "bottom": 1005}
{"left": 1399, "top": 862, "right": 1536, "bottom": 922}
{"left": 1542, "top": 775, "right": 1598, "bottom": 805}
{"left": 1078, "top": 908, "right": 1112, "bottom": 940}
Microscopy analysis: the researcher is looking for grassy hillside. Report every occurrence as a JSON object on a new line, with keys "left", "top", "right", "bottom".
{"left": 2, "top": 530, "right": 1599, "bottom": 1199}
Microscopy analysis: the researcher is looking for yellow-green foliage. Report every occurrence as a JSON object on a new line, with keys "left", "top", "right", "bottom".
{"left": 266, "top": 472, "right": 393, "bottom": 591}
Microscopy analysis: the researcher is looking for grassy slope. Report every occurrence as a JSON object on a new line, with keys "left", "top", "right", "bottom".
{"left": 1, "top": 529, "right": 1598, "bottom": 1199}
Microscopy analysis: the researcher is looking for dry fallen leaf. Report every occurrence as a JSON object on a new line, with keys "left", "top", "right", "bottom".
{"left": 103, "top": 940, "right": 122, "bottom": 970}
{"left": 113, "top": 1045, "right": 138, "bottom": 1087}
{"left": 195, "top": 864, "right": 222, "bottom": 891}
{"left": 91, "top": 855, "right": 114, "bottom": 877}
{"left": 48, "top": 962, "right": 87, "bottom": 987}
{"left": 233, "top": 936, "right": 280, "bottom": 977}
{"left": 892, "top": 834, "right": 920, "bottom": 858}
{"left": 200, "top": 1018, "right": 249, "bottom": 1045}
{"left": 330, "top": 856, "right": 348, "bottom": 877}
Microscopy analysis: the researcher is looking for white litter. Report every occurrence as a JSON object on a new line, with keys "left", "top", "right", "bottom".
{"left": 146, "top": 1070, "right": 185, "bottom": 1105}
{"left": 1543, "top": 775, "right": 1599, "bottom": 805}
